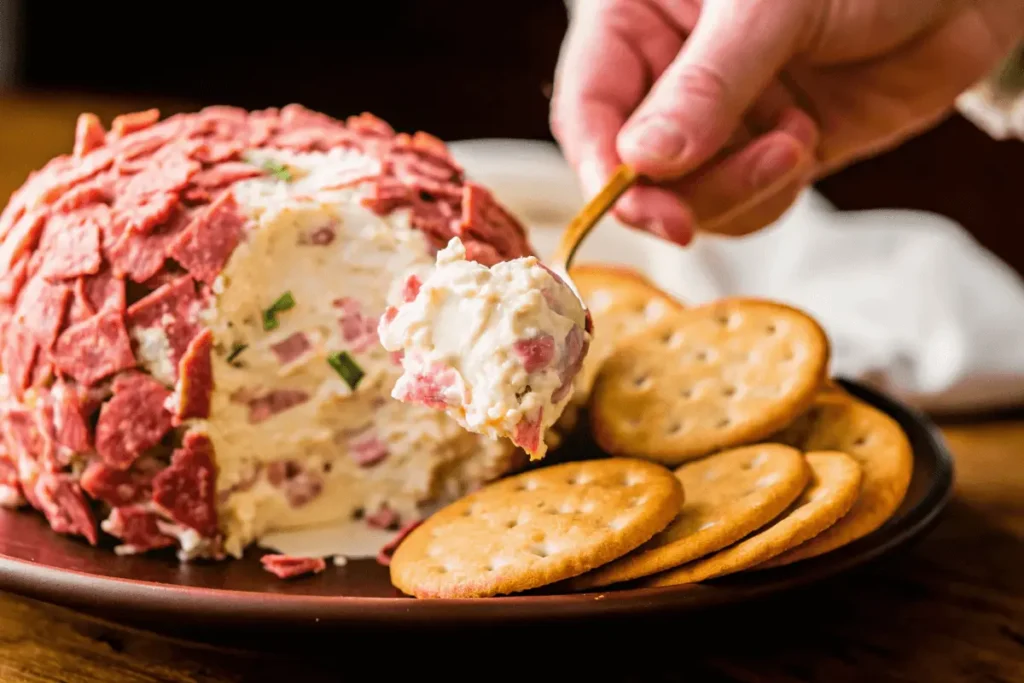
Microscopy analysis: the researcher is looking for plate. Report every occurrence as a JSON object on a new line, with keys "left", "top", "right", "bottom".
{"left": 0, "top": 379, "right": 953, "bottom": 631}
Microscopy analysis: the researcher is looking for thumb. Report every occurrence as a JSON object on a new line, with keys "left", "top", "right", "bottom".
{"left": 617, "top": 0, "right": 810, "bottom": 179}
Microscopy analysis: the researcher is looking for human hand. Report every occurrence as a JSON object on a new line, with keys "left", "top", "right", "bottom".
{"left": 550, "top": 0, "right": 1024, "bottom": 244}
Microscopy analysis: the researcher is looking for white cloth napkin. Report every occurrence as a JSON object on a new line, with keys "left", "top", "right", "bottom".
{"left": 447, "top": 138, "right": 1024, "bottom": 415}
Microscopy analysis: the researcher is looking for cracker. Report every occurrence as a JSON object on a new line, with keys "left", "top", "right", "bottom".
{"left": 568, "top": 263, "right": 686, "bottom": 401}
{"left": 819, "top": 378, "right": 849, "bottom": 399}
{"left": 567, "top": 443, "right": 809, "bottom": 590}
{"left": 641, "top": 451, "right": 862, "bottom": 586}
{"left": 546, "top": 265, "right": 686, "bottom": 447}
{"left": 389, "top": 458, "right": 684, "bottom": 598}
{"left": 590, "top": 298, "right": 830, "bottom": 465}
{"left": 759, "top": 394, "right": 914, "bottom": 568}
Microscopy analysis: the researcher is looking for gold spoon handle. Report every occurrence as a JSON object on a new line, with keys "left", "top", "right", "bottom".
{"left": 552, "top": 164, "right": 638, "bottom": 270}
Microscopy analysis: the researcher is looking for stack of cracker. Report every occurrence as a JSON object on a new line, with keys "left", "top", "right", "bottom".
{"left": 389, "top": 265, "right": 914, "bottom": 599}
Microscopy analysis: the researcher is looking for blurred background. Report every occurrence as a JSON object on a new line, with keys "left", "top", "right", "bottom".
{"left": 0, "top": 0, "right": 1021, "bottom": 275}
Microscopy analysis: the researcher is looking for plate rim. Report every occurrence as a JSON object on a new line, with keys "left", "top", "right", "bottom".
{"left": 0, "top": 378, "right": 955, "bottom": 626}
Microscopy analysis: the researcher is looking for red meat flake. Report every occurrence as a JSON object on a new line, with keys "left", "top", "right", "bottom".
{"left": 269, "top": 332, "right": 311, "bottom": 366}
{"left": 51, "top": 309, "right": 136, "bottom": 386}
{"left": 94, "top": 372, "right": 173, "bottom": 470}
{"left": 80, "top": 457, "right": 161, "bottom": 507}
{"left": 173, "top": 328, "right": 214, "bottom": 423}
{"left": 37, "top": 211, "right": 103, "bottom": 281}
{"left": 1, "top": 324, "right": 39, "bottom": 398}
{"left": 376, "top": 520, "right": 422, "bottom": 567}
{"left": 166, "top": 192, "right": 246, "bottom": 285}
{"left": 125, "top": 275, "right": 201, "bottom": 376}
{"left": 50, "top": 380, "right": 91, "bottom": 453}
{"left": 107, "top": 203, "right": 193, "bottom": 283}
{"left": 151, "top": 431, "right": 218, "bottom": 537}
{"left": 260, "top": 554, "right": 326, "bottom": 580}
{"left": 393, "top": 362, "right": 457, "bottom": 410}
{"left": 35, "top": 473, "right": 98, "bottom": 545}
{"left": 103, "top": 506, "right": 176, "bottom": 553}
{"left": 512, "top": 334, "right": 555, "bottom": 373}
{"left": 14, "top": 275, "right": 71, "bottom": 349}
{"left": 74, "top": 113, "right": 106, "bottom": 158}
{"left": 512, "top": 409, "right": 544, "bottom": 456}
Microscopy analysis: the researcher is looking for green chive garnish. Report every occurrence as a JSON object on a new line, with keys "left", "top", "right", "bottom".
{"left": 328, "top": 351, "right": 364, "bottom": 390}
{"left": 226, "top": 343, "right": 247, "bottom": 364}
{"left": 262, "top": 291, "right": 296, "bottom": 331}
{"left": 261, "top": 159, "right": 293, "bottom": 182}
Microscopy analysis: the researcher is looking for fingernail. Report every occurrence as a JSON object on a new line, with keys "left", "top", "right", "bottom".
{"left": 751, "top": 143, "right": 801, "bottom": 189}
{"left": 619, "top": 118, "right": 688, "bottom": 162}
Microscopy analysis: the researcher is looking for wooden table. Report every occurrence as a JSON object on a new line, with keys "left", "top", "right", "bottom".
{"left": 0, "top": 94, "right": 1022, "bottom": 683}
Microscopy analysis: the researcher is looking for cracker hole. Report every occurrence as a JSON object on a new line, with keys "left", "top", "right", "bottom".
{"left": 632, "top": 375, "right": 650, "bottom": 390}
{"left": 716, "top": 417, "right": 732, "bottom": 429}
{"left": 722, "top": 385, "right": 737, "bottom": 398}
{"left": 629, "top": 495, "right": 648, "bottom": 507}
{"left": 698, "top": 520, "right": 718, "bottom": 531}
{"left": 755, "top": 473, "right": 781, "bottom": 489}
{"left": 667, "top": 422, "right": 683, "bottom": 436}
{"left": 680, "top": 387, "right": 693, "bottom": 399}
{"left": 853, "top": 435, "right": 868, "bottom": 447}
{"left": 623, "top": 473, "right": 644, "bottom": 487}
{"left": 504, "top": 519, "right": 519, "bottom": 529}
{"left": 644, "top": 301, "right": 666, "bottom": 322}
{"left": 608, "top": 517, "right": 628, "bottom": 531}
{"left": 714, "top": 313, "right": 730, "bottom": 326}
{"left": 433, "top": 565, "right": 448, "bottom": 574}
{"left": 528, "top": 544, "right": 550, "bottom": 558}
{"left": 661, "top": 331, "right": 684, "bottom": 348}
{"left": 695, "top": 349, "right": 710, "bottom": 363}
{"left": 568, "top": 473, "right": 591, "bottom": 485}
{"left": 766, "top": 324, "right": 778, "bottom": 335}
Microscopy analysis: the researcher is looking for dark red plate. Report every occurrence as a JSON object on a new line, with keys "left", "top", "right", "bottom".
{"left": 0, "top": 379, "right": 952, "bottom": 631}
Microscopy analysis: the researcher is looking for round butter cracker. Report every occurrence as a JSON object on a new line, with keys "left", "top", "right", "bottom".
{"left": 590, "top": 298, "right": 830, "bottom": 466}
{"left": 546, "top": 264, "right": 685, "bottom": 450}
{"left": 759, "top": 395, "right": 914, "bottom": 567}
{"left": 389, "top": 458, "right": 683, "bottom": 598}
{"left": 569, "top": 263, "right": 686, "bottom": 400}
{"left": 567, "top": 443, "right": 809, "bottom": 590}
{"left": 641, "top": 450, "right": 862, "bottom": 586}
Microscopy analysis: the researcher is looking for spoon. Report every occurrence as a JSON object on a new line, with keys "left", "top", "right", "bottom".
{"left": 549, "top": 163, "right": 638, "bottom": 301}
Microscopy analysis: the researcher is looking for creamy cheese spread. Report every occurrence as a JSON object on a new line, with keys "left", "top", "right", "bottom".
{"left": 377, "top": 237, "right": 591, "bottom": 460}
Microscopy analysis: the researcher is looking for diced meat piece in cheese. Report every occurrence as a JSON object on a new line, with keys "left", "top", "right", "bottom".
{"left": 377, "top": 237, "right": 592, "bottom": 460}
{"left": 0, "top": 104, "right": 536, "bottom": 569}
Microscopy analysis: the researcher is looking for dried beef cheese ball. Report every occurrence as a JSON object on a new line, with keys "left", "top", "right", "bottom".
{"left": 0, "top": 105, "right": 542, "bottom": 563}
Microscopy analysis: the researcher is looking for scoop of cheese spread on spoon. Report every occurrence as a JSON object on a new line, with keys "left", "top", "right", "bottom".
{"left": 378, "top": 237, "right": 592, "bottom": 459}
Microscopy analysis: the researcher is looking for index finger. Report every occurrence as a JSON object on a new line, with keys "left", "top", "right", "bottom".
{"left": 550, "top": 3, "right": 676, "bottom": 195}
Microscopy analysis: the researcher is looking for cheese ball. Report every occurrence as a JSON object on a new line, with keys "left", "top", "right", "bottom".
{"left": 0, "top": 105, "right": 538, "bottom": 562}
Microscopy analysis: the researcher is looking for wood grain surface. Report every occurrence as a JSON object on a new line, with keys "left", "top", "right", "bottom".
{"left": 0, "top": 95, "right": 1021, "bottom": 683}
